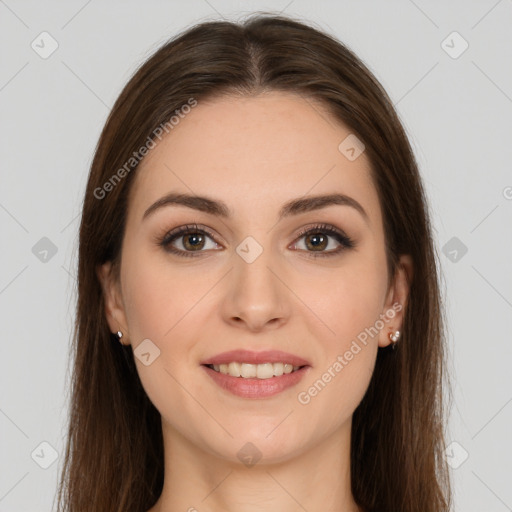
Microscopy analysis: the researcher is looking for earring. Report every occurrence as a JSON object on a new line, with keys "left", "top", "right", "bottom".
{"left": 389, "top": 330, "right": 400, "bottom": 349}
{"left": 116, "top": 330, "right": 123, "bottom": 344}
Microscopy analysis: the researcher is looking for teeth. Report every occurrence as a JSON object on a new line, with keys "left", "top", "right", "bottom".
{"left": 229, "top": 362, "right": 241, "bottom": 377}
{"left": 211, "top": 362, "right": 301, "bottom": 379}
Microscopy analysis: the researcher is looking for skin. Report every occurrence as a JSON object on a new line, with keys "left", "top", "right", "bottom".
{"left": 97, "top": 91, "right": 412, "bottom": 512}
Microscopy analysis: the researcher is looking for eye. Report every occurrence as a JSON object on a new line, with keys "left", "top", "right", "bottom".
{"left": 157, "top": 222, "right": 355, "bottom": 259}
{"left": 291, "top": 223, "right": 355, "bottom": 258}
{"left": 158, "top": 224, "right": 221, "bottom": 258}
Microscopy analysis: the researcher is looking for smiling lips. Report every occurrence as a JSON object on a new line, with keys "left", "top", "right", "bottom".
{"left": 200, "top": 349, "right": 311, "bottom": 398}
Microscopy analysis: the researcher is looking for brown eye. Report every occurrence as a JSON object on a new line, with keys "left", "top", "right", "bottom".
{"left": 304, "top": 232, "right": 328, "bottom": 251}
{"left": 182, "top": 232, "right": 206, "bottom": 251}
{"left": 159, "top": 224, "right": 221, "bottom": 258}
{"left": 292, "top": 223, "right": 355, "bottom": 258}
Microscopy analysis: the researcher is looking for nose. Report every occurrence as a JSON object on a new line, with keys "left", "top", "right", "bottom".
{"left": 220, "top": 247, "right": 291, "bottom": 332}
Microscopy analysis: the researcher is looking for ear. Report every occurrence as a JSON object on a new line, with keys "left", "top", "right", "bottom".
{"left": 96, "top": 261, "right": 130, "bottom": 345}
{"left": 378, "top": 254, "right": 413, "bottom": 348}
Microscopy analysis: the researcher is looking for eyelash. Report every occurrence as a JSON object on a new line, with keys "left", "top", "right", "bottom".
{"left": 158, "top": 223, "right": 355, "bottom": 259}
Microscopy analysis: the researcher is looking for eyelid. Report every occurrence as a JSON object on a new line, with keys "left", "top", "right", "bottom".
{"left": 157, "top": 223, "right": 222, "bottom": 256}
{"left": 294, "top": 222, "right": 348, "bottom": 240}
{"left": 290, "top": 222, "right": 355, "bottom": 254}
{"left": 163, "top": 223, "right": 219, "bottom": 242}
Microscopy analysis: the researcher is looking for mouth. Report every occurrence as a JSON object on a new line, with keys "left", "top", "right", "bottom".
{"left": 203, "top": 362, "right": 307, "bottom": 379}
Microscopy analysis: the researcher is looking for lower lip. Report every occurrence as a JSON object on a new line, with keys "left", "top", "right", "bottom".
{"left": 201, "top": 365, "right": 311, "bottom": 399}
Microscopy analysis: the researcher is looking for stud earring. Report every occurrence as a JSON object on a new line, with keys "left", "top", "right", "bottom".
{"left": 389, "top": 330, "right": 400, "bottom": 349}
{"left": 116, "top": 330, "right": 123, "bottom": 344}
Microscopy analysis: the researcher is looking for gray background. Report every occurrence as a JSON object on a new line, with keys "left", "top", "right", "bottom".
{"left": 1, "top": 1, "right": 511, "bottom": 510}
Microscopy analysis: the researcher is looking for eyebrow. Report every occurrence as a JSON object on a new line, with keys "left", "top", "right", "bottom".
{"left": 142, "top": 192, "right": 370, "bottom": 224}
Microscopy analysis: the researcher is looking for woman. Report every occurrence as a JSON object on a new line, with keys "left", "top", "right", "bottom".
{"left": 56, "top": 13, "right": 452, "bottom": 512}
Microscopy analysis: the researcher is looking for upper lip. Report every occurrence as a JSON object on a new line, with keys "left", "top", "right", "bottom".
{"left": 201, "top": 349, "right": 311, "bottom": 367}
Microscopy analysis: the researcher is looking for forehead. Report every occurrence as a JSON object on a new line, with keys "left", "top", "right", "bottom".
{"left": 128, "top": 91, "right": 380, "bottom": 225}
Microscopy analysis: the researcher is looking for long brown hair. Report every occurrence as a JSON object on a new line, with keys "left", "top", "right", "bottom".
{"left": 55, "top": 13, "right": 452, "bottom": 512}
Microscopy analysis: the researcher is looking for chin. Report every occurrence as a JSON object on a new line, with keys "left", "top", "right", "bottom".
{"left": 206, "top": 431, "right": 306, "bottom": 467}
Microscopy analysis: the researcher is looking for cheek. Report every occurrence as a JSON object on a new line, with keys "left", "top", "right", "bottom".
{"left": 307, "top": 255, "right": 387, "bottom": 346}
{"left": 121, "top": 266, "right": 170, "bottom": 341}
{"left": 294, "top": 254, "right": 385, "bottom": 416}
{"left": 296, "top": 267, "right": 383, "bottom": 419}
{"left": 120, "top": 244, "right": 210, "bottom": 341}
{"left": 119, "top": 248, "right": 212, "bottom": 438}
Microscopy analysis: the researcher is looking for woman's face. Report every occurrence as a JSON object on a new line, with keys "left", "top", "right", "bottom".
{"left": 99, "top": 91, "right": 410, "bottom": 463}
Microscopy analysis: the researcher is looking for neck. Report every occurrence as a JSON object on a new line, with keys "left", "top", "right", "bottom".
{"left": 148, "top": 416, "right": 363, "bottom": 512}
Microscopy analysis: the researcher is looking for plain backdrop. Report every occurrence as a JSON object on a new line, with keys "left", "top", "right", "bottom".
{"left": 1, "top": 1, "right": 511, "bottom": 510}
